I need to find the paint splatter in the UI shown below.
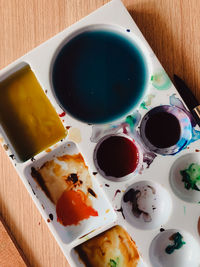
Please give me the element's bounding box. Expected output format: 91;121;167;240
49;214;53;221
113;189;121;200
59;111;66;117
68;128;82;143
93;172;98;175
160;228;165;232
180;163;200;191
47;218;51;223
140;102;148;110
195;149;200;152
45;148;52;153
151;71;171;90
165;232;186;254
9;154;15;160
105;184;110;187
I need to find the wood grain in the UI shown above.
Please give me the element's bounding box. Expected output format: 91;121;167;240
0;216;27;267
0;1;200;266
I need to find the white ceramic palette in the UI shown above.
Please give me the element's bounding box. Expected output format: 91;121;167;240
0;0;200;266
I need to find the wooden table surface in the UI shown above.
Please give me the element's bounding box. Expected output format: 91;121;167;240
0;0;200;266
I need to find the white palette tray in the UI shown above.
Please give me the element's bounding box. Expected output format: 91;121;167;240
0;1;200;266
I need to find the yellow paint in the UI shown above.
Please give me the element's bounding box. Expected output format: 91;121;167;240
68;128;82;143
0;137;3;143
0;65;66;161
105;209;110;214
45;148;52;153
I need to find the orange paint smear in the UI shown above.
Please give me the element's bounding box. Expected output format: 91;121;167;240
56;190;98;226
57;153;87;168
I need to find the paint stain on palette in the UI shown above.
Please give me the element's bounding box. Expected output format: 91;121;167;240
31;153;98;226
122;181;172;230
75;225;140;267
170;153;200;203
149;229;200;267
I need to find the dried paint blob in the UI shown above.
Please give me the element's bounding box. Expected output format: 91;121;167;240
165;232;186;254
180;163;200;191
149;229;200;267
140;105;192;155
52;28;148;124
170;153;200;203
94;135;141;180
122;181;172;229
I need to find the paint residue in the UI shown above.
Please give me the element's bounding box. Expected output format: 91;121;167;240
75;225;139;267
123;188;152;222
56;190;98;226
68;128;82;143
180;163;200;191
3;144;8;151
140;94;155;110
151;71;171;90
31;152;98;226
165;232;186;254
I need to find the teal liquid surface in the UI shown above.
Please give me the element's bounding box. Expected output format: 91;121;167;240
52;30;148;124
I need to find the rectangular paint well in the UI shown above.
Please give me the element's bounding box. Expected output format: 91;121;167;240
0;65;66;161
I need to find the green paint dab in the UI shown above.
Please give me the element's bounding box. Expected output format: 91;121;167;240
125;115;135;131
180;163;200;191
165;232;186;254
109;257;120;267
140;102;147;110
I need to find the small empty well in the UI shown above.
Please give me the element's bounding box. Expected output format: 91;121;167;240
0;64;66;162
72;225;142;267
149;229;200;267
170;153;200;203
24;142;116;243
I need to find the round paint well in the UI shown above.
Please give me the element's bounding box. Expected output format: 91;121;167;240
51;25;150;124
93;134;142;181
149;229;200;267
122;181;172;230
140;105;192;155
170;153;200;203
